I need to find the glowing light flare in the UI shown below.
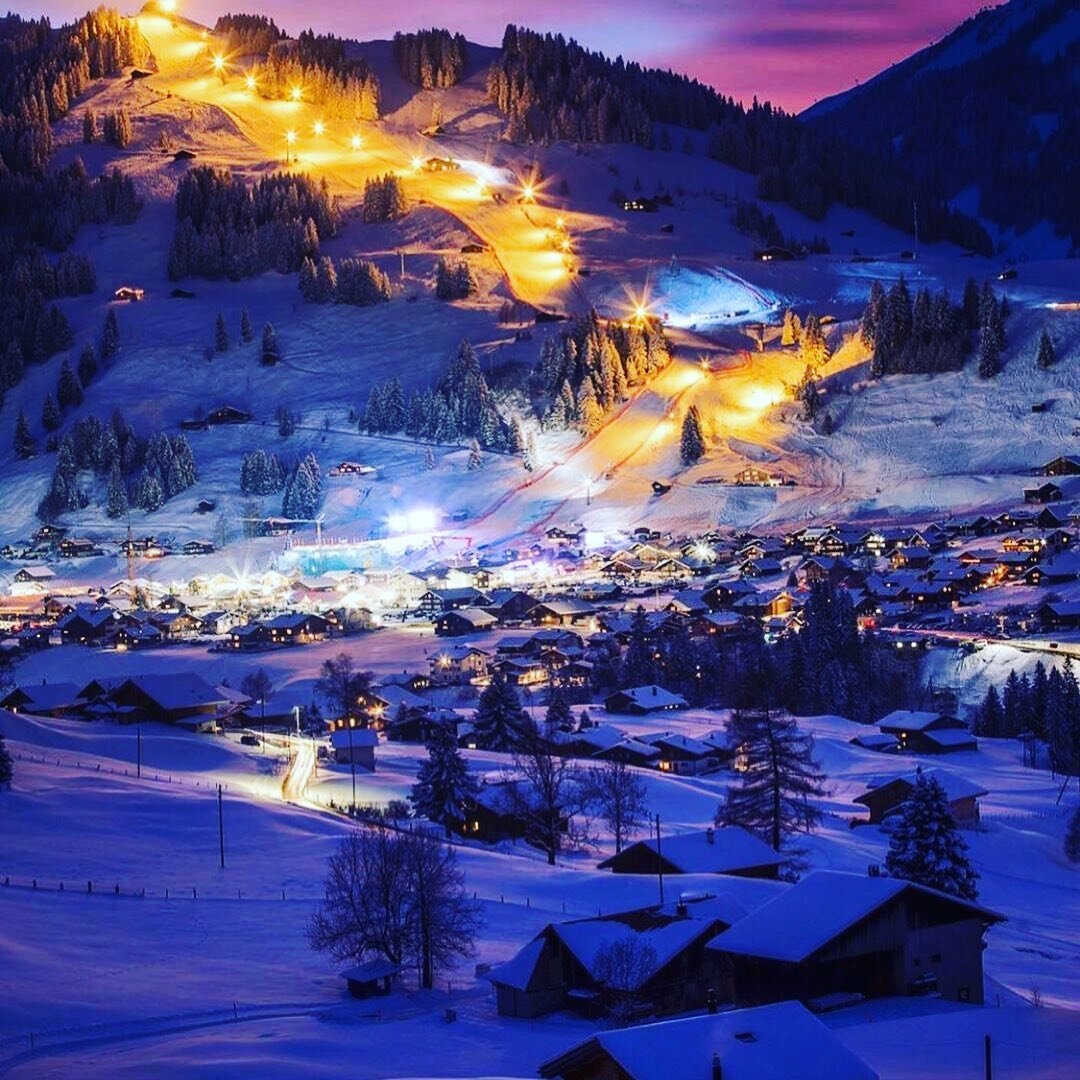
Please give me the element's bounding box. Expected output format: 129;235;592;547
410;155;423;172
284;129;297;145
555;216;566;230
313;120;325;137
290;85;303;102
387;507;440;534
741;385;784;411
245;73;256;91
350;133;362;150
158;0;176;12
211;53;225;72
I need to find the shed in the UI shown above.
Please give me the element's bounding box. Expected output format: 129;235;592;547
598;827;783;879
854;769;987;825
330;725;378;770
340;958;400;998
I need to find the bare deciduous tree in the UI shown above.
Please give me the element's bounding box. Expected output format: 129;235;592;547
307;828;481;989
587;759;649;854
315;653;372;720
504;728;590;866
593;935;658;1026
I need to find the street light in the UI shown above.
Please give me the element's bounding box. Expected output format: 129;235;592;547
284;128;296;164
350;133;362;150
245;73;256;91
290;85;302;102
211;53;225;74
313;119;325;137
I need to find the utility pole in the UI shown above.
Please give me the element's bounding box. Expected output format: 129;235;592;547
913;199;919;262
136;724;142;779
984;1034;992;1080
217;784;226;870
655;813;664;905
348;720;357;812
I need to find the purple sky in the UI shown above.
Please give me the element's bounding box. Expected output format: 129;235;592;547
24;1;990;112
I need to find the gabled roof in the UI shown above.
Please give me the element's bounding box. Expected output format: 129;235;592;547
608;685;688;709
1;682;81;711
539;1000;879;1080
598;827;783;875
113;672;229;712
854;769;987;806
877;709;957;732
707;871;1002;963
486;936;546;992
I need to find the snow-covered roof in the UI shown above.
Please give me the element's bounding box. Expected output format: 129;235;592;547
554;917;708;988
117;673;229;712
1;682;81;710
486;936;546;992
855;768;987;806
707;871;1001;963
877;710;954;732
539;1000;879;1080
599;827;783;875
340;958;400;982
608;685;688;710
923;728;979;748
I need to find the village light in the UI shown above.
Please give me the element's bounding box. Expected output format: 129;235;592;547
245;73;256;91
521;182;536;203
211;53;225;72
411;155;423;171
350;133;362;150
159;0;176;12
290;85;302;102
313;120;325;137
555;216;566;230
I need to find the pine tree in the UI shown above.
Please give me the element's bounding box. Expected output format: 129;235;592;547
410;722;479;836
523;430;537;472
885;771;979;899
77;343;98;388
423;446;436;471
680;404;705;464
215;313;229;352
620;606;659;687
42;392;61;432
1036;330;1056;370
472;670;530;751
717;709;827;854
0;731;12;790
2;340;24;389
239;307;253;343
101;309;119;359
780;309;796;347
978;315;1001;379
467;438;483;471
974;684;1004;738
262;322;280;365
82;108;96;143
545;689;573;734
56;360;83;410
105;463;128;518
14;409;35;458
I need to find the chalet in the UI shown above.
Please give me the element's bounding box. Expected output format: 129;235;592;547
199;610;236;636
146;610;201;639
328;461;377;477
488;882;782;1021
263;612;330;645
378;670;431;694
545;525;586;547
113;285;144;301
194;499;217;514
604;685;688;715
1039;455;1080;477
484;589;540;624
182;540;215;556
756;245;794;261
33;524;67;546
461;778;570;847
57;536;101;559
0;682;82;717
530;600;597;627
56;604;123;644
340;959;399;999
642;732;723;775
550;724;626;759
734;466;784;487
889;546;933;571
104;673;233;727
1024;481;1063;504
740;557;784;578
877;710;977;754
434;607;498;636
429;645;489;684
538;1001;878;1080
849;732;900;753
114;622;164;650
1038;600;1080;629
11;565;56;595
206;405;252;425
707;870;1003;1006
694;611;755;639
592;738;663;769
598;827;783;879
357;684;428;724
854;769;987;826
703;579;757;610
330;723;378;770
1024;553;1080;586
622;196;659;212
423;156;459;172
494;657;548;687
800;555;856;586
664;589;709;617
173;149;197;161
600;556;645;580
417;587;492;617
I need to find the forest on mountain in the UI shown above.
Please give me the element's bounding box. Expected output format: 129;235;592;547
487;25;991;252
807;0;1079;248
394;28;467;89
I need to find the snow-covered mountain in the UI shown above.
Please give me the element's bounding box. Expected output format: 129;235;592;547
804;0;1080;256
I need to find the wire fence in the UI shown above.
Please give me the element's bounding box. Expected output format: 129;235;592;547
10;750;234;793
